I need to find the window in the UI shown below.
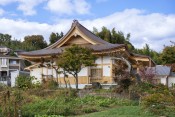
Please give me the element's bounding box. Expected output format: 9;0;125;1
91;68;102;79
10;60;17;64
1;58;7;66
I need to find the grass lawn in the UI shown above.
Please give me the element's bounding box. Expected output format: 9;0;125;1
77;106;157;117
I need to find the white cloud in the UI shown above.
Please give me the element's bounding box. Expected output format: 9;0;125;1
0;0;16;6
0;8;4;15
0;9;174;52
46;0;90;15
0;18;72;41
73;0;90;14
17;0;45;16
0;0;45;16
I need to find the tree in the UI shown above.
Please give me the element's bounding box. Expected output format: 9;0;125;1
0;33;12;46
139;66;156;84
49;32;64;45
159;45;175;64
57;45;96;90
113;57;132;91
22;35;47;51
93;27;134;50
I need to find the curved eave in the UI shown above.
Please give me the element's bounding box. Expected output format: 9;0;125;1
92;45;126;55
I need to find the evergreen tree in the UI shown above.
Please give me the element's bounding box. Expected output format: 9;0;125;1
49;32;64;45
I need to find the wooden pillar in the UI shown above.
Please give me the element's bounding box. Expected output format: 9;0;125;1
41;66;43;80
101;56;103;79
136;61;139;73
149;58;152;67
87;66;90;84
110;58;113;83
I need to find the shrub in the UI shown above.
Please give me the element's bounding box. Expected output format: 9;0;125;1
142;86;175;116
16;75;35;90
42;79;58;89
0;83;7;91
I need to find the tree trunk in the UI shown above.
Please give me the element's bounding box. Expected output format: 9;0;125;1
75;73;78;90
63;70;67;88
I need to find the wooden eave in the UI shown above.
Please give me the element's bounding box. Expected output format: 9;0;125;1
92;46;126;55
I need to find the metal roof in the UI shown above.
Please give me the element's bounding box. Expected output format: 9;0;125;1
155;65;171;76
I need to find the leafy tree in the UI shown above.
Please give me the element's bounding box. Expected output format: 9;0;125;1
159;45;175;64
49;32;64;45
113;58;132;91
139;66;156;84
0;33;12;46
57;45;96;90
22;35;47;51
93;27;134;50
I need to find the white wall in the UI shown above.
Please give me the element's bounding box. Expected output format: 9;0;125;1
30;68;42;83
168;77;175;87
160;77;167;85
95;56;111;64
58;67;88;78
78;67;88;76
11;71;18;87
95;57;102;64
103;56;111;64
103;65;110;76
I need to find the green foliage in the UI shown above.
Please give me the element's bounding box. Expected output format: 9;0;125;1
130;82;175;116
42;80;58;89
142;92;175;116
16;75;35;90
0;83;7;91
57;45;96;90
0;33;48;52
159;45;175;64
23;35;47;51
49;32;64;45
93;27;134;50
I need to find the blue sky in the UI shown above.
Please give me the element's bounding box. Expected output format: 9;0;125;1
0;0;175;51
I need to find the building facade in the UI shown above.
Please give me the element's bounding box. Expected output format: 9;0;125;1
18;20;155;88
0;46;25;85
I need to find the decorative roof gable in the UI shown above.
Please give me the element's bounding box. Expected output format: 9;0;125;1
46;20;110;49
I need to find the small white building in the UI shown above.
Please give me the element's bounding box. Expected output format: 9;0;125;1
154;65;175;87
0;46;26;86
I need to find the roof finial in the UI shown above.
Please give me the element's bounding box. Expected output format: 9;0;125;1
72;19;79;27
73;19;78;23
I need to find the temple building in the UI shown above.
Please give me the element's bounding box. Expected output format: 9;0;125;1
18;20;155;88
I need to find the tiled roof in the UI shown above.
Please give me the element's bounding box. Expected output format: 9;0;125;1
77;21;110;45
18;48;62;56
18;44;125;56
